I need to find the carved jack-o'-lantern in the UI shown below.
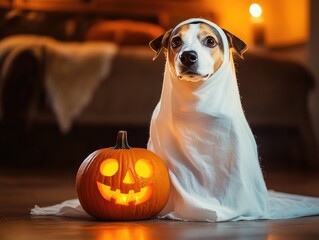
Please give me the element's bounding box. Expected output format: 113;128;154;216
76;131;170;220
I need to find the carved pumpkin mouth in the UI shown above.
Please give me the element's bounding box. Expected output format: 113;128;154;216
97;182;153;206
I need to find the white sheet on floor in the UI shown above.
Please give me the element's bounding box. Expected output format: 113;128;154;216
31;199;92;219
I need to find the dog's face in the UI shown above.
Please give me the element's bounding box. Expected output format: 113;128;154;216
168;23;224;82
150;20;248;83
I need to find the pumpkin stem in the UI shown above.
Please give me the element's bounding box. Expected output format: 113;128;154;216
114;130;132;149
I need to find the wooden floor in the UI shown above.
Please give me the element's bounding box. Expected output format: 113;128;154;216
1;168;319;240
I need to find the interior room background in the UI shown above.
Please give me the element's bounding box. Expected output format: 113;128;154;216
0;0;318;171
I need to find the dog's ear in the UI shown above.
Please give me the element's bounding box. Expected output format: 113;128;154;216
222;29;248;59
149;29;172;60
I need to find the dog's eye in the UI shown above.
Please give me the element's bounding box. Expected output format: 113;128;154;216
204;37;217;48
171;37;182;48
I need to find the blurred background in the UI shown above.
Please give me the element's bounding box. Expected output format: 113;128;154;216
0;0;318;172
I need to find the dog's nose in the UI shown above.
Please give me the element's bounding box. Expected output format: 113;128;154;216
180;51;198;67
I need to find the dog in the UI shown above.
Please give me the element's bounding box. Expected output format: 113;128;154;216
147;18;319;222
147;18;268;222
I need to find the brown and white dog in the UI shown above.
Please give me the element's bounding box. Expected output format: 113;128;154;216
147;19;269;222
147;18;319;222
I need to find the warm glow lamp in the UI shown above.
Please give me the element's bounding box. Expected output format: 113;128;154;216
249;3;262;18
249;3;265;46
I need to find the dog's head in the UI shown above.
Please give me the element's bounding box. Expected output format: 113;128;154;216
150;20;247;82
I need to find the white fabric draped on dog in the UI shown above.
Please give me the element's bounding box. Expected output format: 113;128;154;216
147;18;319;222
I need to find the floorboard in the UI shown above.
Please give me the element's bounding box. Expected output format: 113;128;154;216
1;168;319;240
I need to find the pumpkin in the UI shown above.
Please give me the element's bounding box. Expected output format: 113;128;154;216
76;130;170;220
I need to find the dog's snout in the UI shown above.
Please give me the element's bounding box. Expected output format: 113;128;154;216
180;51;198;67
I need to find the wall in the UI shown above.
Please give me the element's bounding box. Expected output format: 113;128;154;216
261;0;309;47
205;0;309;47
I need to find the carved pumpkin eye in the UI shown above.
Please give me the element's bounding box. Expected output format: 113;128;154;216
100;158;119;176
135;159;154;178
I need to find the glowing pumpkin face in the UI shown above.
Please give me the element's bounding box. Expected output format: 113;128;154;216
97;158;154;206
76;131;170;221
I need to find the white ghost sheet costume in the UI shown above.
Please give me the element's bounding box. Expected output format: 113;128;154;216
147;18;319;222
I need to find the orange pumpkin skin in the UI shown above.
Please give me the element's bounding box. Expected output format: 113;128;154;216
76;131;170;220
